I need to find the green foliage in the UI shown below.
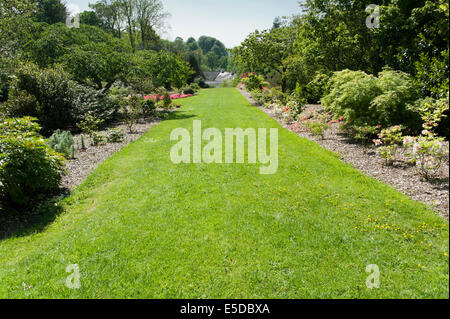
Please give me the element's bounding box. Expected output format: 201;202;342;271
234;24;296;91
34;0;68;25
304;121;330;139
121;95;142;132
0;73;10;102
48;130;74;158
403;135;449;181
62;41;130;92
323;70;420;129
348;125;382;144
182;86;195;94
77;114;105;147
77;114;104;136
106;128;125;143
79;134;86;150
189;82;200;93
411;96;449;138
90;131;106;146
373;125;405;165
241;74;268;92
142;99;157;118
155;87;172;109
302;72;331;104
128;50;193;90
5;63;117;134
414;50;449;99
0;117;65;207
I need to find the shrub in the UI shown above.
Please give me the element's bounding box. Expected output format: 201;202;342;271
347;125;382;144
121;95;142;132
322;70;381;125
0;117;65;207
182;87;195;95
142;99;157;118
189;82;200;93
79;134;86;150
90;132;106;146
295;72;331;104
48;130;75;158
77;115;104;136
106;128;125;143
304;121;330;139
322;69;420;130
5;63;118;134
403;135;449;180
372;125;404;165
161;92;172;109
370;70;420;128
241;74;268;91
410;96;449;138
0;72;10;102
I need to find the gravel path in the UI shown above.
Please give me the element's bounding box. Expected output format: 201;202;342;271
239;89;449;219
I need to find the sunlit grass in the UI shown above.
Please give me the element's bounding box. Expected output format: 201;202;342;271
0;88;448;298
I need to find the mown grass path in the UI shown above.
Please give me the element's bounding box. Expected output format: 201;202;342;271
0;88;448;298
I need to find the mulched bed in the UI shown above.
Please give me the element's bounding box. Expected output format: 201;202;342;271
62;117;161;189
239;89;449;219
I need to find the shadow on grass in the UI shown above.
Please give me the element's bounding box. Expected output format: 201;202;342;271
162;110;196;121
0;189;69;240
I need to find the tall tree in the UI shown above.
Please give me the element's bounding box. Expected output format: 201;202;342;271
89;0;123;38
236;24;296;92
135;0;168;49
35;0;67;24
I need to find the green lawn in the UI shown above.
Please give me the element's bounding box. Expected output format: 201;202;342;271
0;88;448;298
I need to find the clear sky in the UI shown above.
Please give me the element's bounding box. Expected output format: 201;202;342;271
66;0;303;48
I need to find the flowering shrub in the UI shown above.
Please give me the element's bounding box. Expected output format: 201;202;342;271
144;93;193;101
372;125;404;165
279;97;302;123
403;135;449;180
411;95;449;138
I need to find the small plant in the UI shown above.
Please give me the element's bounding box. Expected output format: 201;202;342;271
304;121;330;139
403;134;449;181
189;82;200;93
106;128;125;143
77;115;105;147
80;134;86;150
372;125;404;165
142;99;157;118
77;115;104;136
48;130;75;158
172;102;182;109
90;132;106;146
162;92;172;109
121;95;142;133
347;124;382;144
